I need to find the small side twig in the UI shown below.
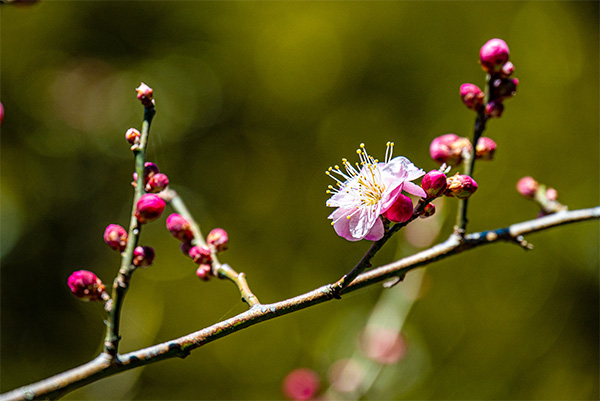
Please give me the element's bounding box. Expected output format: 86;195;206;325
162;188;261;307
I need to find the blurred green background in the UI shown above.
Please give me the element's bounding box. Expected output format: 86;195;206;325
1;1;598;400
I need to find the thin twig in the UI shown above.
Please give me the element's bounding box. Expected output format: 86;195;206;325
103;106;155;358
162;188;261;307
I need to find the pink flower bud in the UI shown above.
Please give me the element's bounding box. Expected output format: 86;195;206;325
103;224;128;252
133;246;155;267
0;102;4;125
429;134;473;166
282;368;320;401
500;61;515;77
459;83;484;111
132;162;160;188
420;202;436;218
516;176;538;198
383;194;414;223
546;187;558;201
145;173;169;193
421;170;447;198
135;194;166;224
125;128;140;145
479;38;510;73
188;245;212;264
67;270;106;302
196;264;212;281
445;174;478;199
475;137;497;160
167;213;194;243
136;82;154;108
485;100;504;118
207;228;229;252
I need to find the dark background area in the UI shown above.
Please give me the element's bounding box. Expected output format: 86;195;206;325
1;2;598;399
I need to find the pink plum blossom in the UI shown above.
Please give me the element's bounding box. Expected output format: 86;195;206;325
326;142;426;241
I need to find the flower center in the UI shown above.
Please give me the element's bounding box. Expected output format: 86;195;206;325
326;142;395;212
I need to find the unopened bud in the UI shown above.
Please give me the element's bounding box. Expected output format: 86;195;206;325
132;162;160;188
516;176;538;198
103;224;128;252
207;228;229;252
135;194;166;224
421;170;447;198
429;134;473;166
500;61;515;77
420;202;436;218
145;173;169;193
196;264;212;281
459;83;484;111
136;82;154;108
188;245;212;265
167;214;194;243
383;194;414;223
125;128;140;146
133;246;155;267
282;368;320;401
445;174;478;199
67;270;106;302
545;187;558;201
475;137;497;160
0;102;4;125
485;101;504;118
479;38;510;73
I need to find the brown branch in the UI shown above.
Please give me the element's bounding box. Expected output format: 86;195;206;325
1;206;598;401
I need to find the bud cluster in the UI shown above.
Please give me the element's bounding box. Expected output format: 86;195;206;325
516;176;567;216
166;213;229;281
430;134;497;166
459;38;519;119
132;162;169;194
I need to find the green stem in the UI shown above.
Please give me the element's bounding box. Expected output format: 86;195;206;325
455;75;491;235
103;106;155;358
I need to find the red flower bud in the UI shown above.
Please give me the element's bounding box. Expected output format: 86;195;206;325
145;173;169;193
516;176;539;198
383;194;414;223
132;162;160;188
135;194;166;224
125;128;140;146
460;83;484;111
420;202;436;218
188;245;212;265
0;102;4;125
136;82;154;108
445;174;478;199
133;246;155;267
67;270;106;302
479;38;510;73
475;137;497;160
196;264;212;281
421;170;447;198
207;228;229;252
103;224;128;252
167;213;194;243
485;101;504;118
429;134;473;166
